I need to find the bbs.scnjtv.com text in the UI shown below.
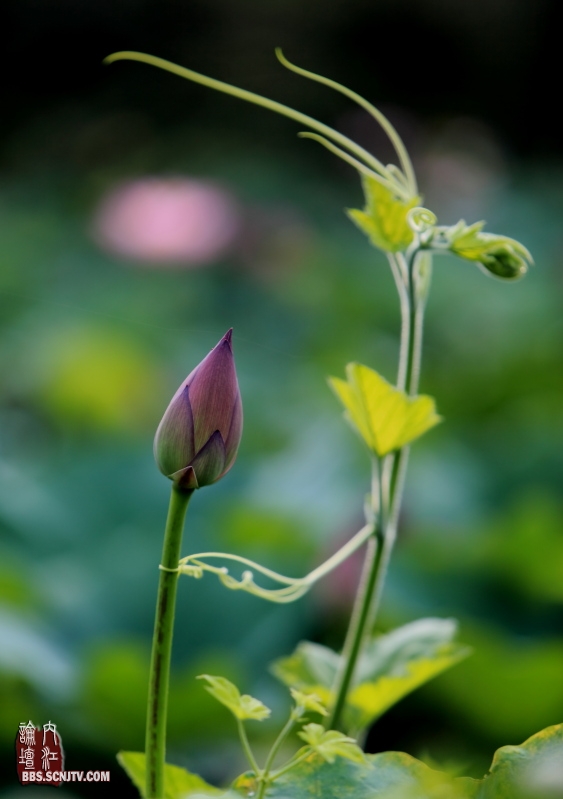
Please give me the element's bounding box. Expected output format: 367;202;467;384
20;770;110;783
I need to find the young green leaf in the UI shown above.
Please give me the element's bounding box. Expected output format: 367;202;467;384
290;688;329;716
197;674;271;721
117;751;222;798
329;363;441;456
347;175;421;253
297;723;366;765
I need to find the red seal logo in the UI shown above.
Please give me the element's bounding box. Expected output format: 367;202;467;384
16;721;64;786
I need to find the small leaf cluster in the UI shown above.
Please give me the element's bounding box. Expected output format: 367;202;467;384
195;673;365;796
349;175;532;281
296;724;365;765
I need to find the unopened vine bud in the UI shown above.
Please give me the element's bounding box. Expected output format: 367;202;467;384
154;330;242;489
431;220;532;280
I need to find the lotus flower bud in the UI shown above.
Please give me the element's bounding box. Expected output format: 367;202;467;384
154;330;243;489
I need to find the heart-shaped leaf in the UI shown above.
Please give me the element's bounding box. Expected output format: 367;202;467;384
329;364;441;456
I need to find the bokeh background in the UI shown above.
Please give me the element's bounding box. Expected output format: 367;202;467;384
1;0;563;794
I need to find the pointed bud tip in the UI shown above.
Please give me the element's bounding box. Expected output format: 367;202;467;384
217;328;233;351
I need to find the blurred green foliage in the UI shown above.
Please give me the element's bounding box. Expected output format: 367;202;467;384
1;38;563;797
119;724;563;798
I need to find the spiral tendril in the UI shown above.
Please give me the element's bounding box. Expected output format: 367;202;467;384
407;207;437;233
177;523;374;604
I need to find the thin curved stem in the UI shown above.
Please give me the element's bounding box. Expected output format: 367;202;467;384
388;252;411;393
177;522;374;603
275;48;417;195
104;51;399;188
268;750;312;782
236;718;260;776
257;715;297;799
298;133;411;200
146;486;193;799
410;285;426;396
400;246;428;396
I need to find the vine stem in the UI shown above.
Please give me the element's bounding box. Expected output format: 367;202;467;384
268;750;313;782
146;485;193;799
325;525;383;730
236;719;261;776
256;715;297;799
326;248;426;732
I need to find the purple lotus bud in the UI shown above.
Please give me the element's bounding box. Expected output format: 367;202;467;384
154;330;243;489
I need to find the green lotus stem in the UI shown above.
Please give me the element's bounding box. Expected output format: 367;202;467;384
145;485;193;799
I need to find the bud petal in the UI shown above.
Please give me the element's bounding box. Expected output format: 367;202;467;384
154;330;243;488
154;387;195;476
188;430;226;487
224;393;243;470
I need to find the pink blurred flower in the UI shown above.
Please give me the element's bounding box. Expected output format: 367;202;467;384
93;178;240;265
316;524;365;612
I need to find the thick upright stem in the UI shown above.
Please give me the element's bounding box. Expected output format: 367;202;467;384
146;485;193;799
